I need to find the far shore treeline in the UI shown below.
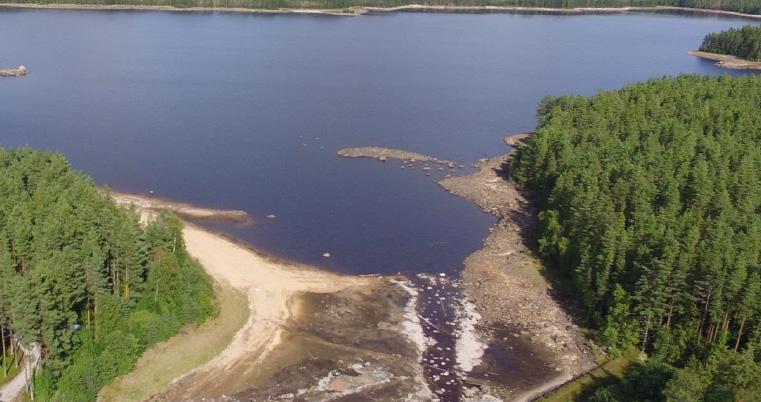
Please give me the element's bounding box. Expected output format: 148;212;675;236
700;24;761;61
0;148;215;401
4;0;761;15
512;75;761;400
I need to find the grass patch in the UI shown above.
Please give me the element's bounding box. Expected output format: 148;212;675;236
0;354;21;387
539;351;638;402
97;282;248;402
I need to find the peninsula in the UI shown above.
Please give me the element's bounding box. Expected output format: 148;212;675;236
692;24;761;70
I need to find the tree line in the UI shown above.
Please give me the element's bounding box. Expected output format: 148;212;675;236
511;75;761;401
0;147;215;401
700;24;761;62
3;0;761;16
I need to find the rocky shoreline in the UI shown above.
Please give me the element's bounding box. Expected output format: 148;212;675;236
337;136;595;400
437;139;594;401
689;50;761;70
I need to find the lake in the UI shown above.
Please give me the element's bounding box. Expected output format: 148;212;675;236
0;8;756;275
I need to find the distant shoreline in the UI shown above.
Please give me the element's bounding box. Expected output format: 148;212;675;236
3;3;761;19
689;50;761;70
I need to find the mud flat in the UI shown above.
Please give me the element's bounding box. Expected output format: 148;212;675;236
689;50;761;70
111;191;250;223
439;150;594;401
338;146;460;167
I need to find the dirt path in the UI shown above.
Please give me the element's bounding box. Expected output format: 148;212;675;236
0;369;26;402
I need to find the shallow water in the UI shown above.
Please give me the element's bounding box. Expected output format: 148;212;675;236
0;9;756;275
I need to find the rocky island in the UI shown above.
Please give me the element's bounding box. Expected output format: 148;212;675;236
0;65;27;76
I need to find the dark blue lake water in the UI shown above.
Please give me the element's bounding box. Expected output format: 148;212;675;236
0;9;756;275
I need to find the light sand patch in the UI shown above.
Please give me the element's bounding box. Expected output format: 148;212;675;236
110;191;250;223
149;223;367;398
689;50;761;70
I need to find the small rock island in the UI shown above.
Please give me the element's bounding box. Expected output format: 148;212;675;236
0;65;28;77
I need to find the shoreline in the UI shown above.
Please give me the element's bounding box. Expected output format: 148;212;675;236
108;193;433;400
689;50;761;70
110;190;250;223
3;3;761;19
438;137;594;401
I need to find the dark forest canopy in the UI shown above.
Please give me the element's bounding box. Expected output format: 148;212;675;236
700;24;761;61
4;0;761;15
512;75;761;401
0;148;214;401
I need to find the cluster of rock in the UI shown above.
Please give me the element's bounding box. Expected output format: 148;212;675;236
0;65;27;77
337;146;461;168
439;148;595;400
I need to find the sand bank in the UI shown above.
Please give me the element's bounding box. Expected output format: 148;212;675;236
689;50;761;70
110;191;249;223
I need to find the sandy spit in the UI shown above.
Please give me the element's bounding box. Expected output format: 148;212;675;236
111;191;250;223
689;50;761;71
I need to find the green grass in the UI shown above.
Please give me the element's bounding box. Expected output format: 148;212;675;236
539;351;639;402
98;282;248;402
0;354;22;387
